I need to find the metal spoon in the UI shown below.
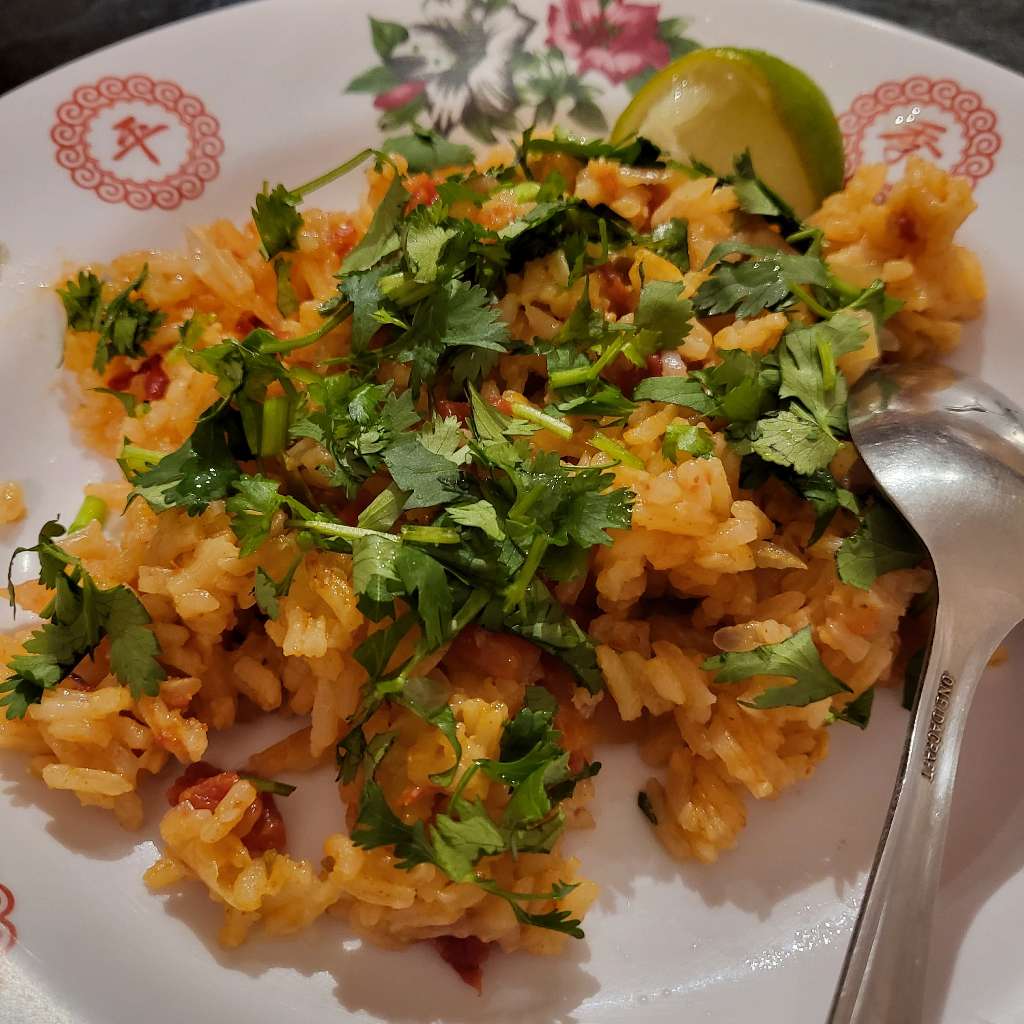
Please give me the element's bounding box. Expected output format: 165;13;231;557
828;363;1024;1023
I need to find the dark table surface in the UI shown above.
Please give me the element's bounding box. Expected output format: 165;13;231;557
1;0;1021;96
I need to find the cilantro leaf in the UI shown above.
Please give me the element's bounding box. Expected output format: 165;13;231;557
226;475;285;556
253;557;301;620
253;183;303;260
791;469;859;544
702;625;850;709
729;151;801;233
384;280;510;391
82;266;165;373
341;174;407;274
835;687;874;729
633;375;718;414
381;127;474;173
353;612;417;679
662;422;714;462
483;581;604;694
123;404;244;514
631;280;693;355
290;376;418;496
2;522;164;717
396;675;462;786
750;407;841;476
57;271;104;331
447;500;505;541
93;387;149;418
393;546;453;648
339;267;388;352
105;586;166;699
836;502;925;590
522;129;664;166
694;251;827;320
383;419;467;509
645;218;690;272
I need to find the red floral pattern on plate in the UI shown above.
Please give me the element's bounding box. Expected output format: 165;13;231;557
0;884;16;953
51;74;223;210
345;0;698;141
839;76;1001;186
547;0;670;85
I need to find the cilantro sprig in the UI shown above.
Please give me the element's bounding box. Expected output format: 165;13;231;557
59;266;165;373
702;626;850;710
2;522;165;719
351;686;598;938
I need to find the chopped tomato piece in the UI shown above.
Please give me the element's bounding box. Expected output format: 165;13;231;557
141;354;169;399
405;174;439;212
597;262;636;317
331;221;358;258
436;398;470;423
166;761;220;805
241;793;287;855
434;936;491;992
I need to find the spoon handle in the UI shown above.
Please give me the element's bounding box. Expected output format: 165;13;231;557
828;606;993;1024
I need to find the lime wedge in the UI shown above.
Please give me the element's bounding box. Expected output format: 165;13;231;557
612;47;844;218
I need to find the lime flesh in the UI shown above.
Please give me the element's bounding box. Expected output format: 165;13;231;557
613;48;845;219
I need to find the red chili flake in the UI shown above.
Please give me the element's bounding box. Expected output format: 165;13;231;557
434;936;492;993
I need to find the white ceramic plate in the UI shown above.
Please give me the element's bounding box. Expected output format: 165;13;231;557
1;2;1023;1021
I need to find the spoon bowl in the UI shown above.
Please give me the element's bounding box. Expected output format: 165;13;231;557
830;362;1024;1023
849;363;1024;640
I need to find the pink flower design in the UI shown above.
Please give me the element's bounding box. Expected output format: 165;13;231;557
547;0;670;85
374;80;427;111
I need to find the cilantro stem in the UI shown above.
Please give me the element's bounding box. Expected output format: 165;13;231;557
259;302;353;355
549;336;625;389
476;879;579;903
288;519;460;549
259;395;291;456
450;588;490;634
68;496;108;534
292;148;374;199
503;533;549;611
288;518;383;543
789;282;833;320
117;443;162;476
400;525;461;545
509;402;573;440
816;334;837;391
589;432;645;470
239;772;296;796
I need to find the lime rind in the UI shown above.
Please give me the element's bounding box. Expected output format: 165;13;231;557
612;47;845;212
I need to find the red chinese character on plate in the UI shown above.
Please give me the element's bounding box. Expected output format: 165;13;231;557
879;106;947;163
838;76;1001;187
51;75;223;211
111;115;168;164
